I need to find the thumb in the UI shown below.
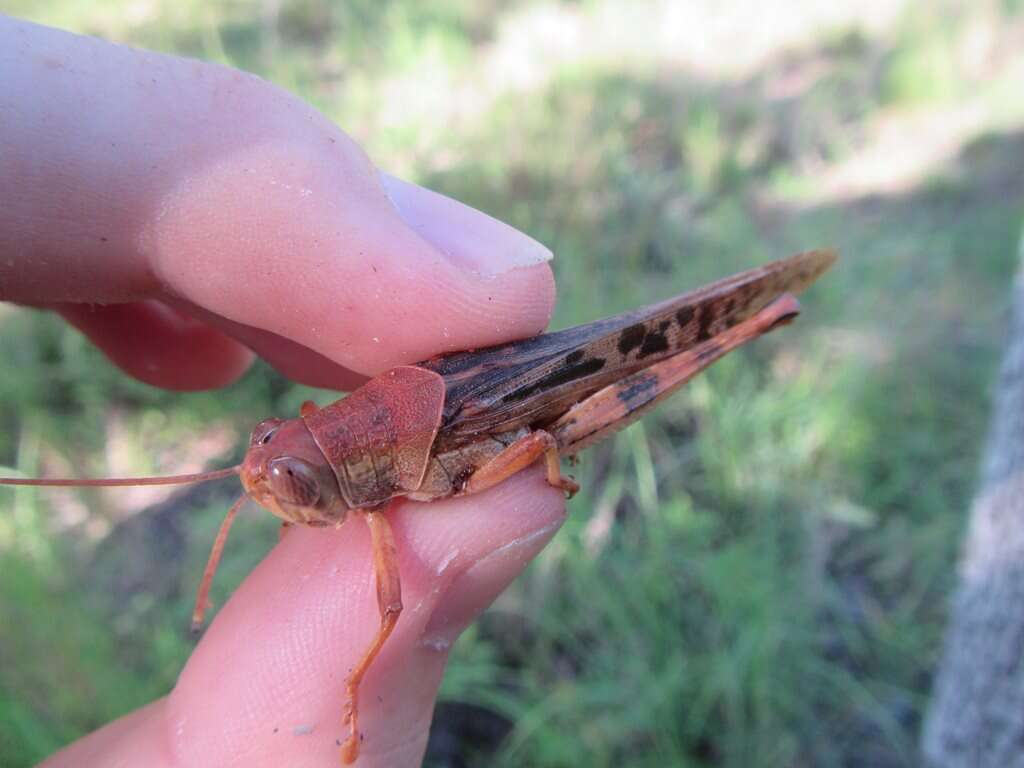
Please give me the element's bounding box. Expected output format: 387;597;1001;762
2;17;555;388
135;58;557;378
166;469;565;767
149;152;557;378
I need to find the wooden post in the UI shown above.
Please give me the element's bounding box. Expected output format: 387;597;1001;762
922;243;1024;766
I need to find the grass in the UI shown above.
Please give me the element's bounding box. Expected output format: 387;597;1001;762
2;1;1024;766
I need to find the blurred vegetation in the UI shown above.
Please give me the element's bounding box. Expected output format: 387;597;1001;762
2;1;1023;766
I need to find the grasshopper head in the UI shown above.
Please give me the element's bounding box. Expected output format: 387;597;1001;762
240;417;348;526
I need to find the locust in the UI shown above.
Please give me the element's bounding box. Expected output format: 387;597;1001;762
0;248;836;763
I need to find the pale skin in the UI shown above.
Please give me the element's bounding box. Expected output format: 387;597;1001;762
1;15;566;767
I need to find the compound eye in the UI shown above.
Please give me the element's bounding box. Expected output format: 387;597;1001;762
251;418;285;447
267;457;322;507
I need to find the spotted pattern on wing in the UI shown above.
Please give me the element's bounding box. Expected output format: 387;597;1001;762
418;249;837;449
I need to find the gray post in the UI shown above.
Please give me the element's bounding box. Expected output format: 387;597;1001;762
922;238;1024;766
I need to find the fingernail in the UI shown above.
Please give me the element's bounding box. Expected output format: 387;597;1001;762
420;519;563;651
381;172;553;277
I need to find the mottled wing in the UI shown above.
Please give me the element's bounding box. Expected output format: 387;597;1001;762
420;249;836;448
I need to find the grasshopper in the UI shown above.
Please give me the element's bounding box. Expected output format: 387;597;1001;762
1;248;836;762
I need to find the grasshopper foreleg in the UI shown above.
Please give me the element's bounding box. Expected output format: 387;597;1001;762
190;493;247;632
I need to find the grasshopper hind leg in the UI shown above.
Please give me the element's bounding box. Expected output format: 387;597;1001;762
552;294;802;455
461;296;802;504
464;430;579;498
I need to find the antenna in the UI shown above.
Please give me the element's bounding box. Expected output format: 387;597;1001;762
0;465;242;487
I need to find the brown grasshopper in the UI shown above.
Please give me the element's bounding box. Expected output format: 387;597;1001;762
0;249;836;763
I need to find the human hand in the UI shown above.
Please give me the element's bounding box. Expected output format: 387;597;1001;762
1;15;566;767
